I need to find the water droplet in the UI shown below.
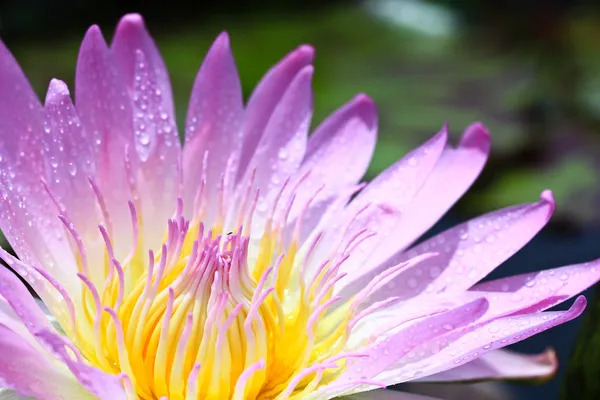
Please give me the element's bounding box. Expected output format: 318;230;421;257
525;279;535;288
559;274;568;281
68;162;77;176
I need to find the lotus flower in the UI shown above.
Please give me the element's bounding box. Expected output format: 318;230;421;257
0;13;597;400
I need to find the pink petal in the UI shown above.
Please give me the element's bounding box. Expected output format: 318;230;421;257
336;298;488;386
34;329;128;400
418;348;557;383
111;13;174;113
0;295;47;355
0;324;91;400
333;127;448;288
382;296;586;385
0;40;44;177
0;43;74;281
183;32;244;221
0;266;125;400
130;49;180;248
75;25;135;258
289;94;377;239
340;191;554;305
0;267;107;398
43;80;104;283
472;257;600;319
304;94;377;172
384;122;490;253
240;65;313;231
0;179;75;290
111;14;180;248
236;45;314;182
76;25;134;167
0;263;55;334
44;79;96;207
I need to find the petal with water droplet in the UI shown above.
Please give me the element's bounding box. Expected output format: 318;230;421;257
418;348;558;383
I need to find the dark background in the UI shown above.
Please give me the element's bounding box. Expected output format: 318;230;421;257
2;0;600;398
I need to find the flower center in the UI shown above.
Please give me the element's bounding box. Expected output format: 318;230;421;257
46;187;376;400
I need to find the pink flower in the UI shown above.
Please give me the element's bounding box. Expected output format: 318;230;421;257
0;13;596;400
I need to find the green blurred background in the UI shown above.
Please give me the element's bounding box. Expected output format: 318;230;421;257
2;0;600;399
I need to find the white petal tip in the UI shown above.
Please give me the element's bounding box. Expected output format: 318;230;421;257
45;79;70;104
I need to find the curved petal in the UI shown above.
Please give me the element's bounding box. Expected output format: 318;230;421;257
0;294;50;356
43;79;103;286
0;43;75;291
34;329;128;400
0;40;44;178
333;127;448;288
418;348;557;383
339;191;555;305
472;257;600;319
385;122;490;253
289;94;377;239
111;14;180;249
379;296;586;385
236;45;314;182
183;32;243;223
129;49;179;249
0;269;88;398
327;298;488;398
43;79;97;222
239;65;313;234
75;24;135;259
0;266;54;334
111;13;174;112
0;324;92;400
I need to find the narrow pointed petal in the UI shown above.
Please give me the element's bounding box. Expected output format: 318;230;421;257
379;296;586;385
0;40;44;173
334;127;448;287
44;79;96;209
75;25;135;258
336;298;488;388
0;44;74;284
0;264;56;334
385;123;490;252
76;26;134;168
183;32;244;221
111;14;180;248
418;348;557;383
236;45;315;181
341;191;555;305
130;49;180;249
43;80;105;284
289;94;377;237
241;65;313;231
472;257;600;318
303;94;377;180
111;13;174;112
